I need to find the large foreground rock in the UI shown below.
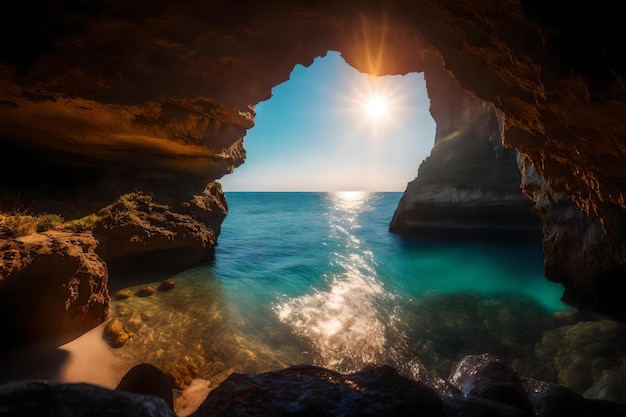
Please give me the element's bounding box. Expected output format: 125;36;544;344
4;357;626;416
191;364;444;417
0;380;175;417
0;231;109;349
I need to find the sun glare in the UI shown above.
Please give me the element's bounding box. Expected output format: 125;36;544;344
366;96;388;119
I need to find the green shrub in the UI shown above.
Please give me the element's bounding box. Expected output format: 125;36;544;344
35;214;64;233
66;214;101;232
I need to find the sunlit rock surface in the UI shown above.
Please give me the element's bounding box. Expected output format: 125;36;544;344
93;188;225;274
0;231;109;349
0;186;226;349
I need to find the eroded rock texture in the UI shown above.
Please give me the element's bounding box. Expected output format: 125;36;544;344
93;185;226;274
0;231;109;348
0;1;624;317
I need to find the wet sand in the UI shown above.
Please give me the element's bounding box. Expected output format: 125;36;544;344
0;323;216;417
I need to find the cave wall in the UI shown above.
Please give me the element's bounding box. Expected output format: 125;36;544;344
0;1;625;316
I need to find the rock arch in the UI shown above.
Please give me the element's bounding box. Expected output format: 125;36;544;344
0;1;624;319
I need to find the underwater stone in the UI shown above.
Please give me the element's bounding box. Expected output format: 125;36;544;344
136;286;156;298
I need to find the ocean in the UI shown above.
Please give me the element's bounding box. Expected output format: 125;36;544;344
94;192;626;401
102;192;625;402
6;192;626;408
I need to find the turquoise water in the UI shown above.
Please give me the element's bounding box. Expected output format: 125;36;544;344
107;192;626;399
214;192;566;313
206;192;569;374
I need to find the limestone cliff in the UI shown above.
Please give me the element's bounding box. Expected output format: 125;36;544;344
390;62;541;238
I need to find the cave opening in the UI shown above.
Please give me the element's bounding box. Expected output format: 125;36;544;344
218;51;436;192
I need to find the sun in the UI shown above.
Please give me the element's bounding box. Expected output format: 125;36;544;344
365;96;389;119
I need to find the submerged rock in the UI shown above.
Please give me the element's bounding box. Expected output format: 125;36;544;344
103;318;132;348
524;379;626;417
158;279;175;292
533;319;626;397
168;357;200;390
115;289;134;300
136;286;156;298
116;363;174;411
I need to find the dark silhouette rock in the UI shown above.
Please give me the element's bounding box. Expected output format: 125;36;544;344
524;379;626;417
444;395;530;417
116;363;174;411
450;353;535;415
0;380;176;417
191;364;444;417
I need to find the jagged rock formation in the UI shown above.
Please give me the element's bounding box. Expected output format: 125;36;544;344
389;62;541;239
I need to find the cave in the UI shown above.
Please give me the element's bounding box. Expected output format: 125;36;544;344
1;1;625;415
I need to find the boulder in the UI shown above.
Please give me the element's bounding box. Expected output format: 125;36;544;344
116;363;174;411
191;364;444;417
0;380;175;417
449;353;535;415
0;231;109;349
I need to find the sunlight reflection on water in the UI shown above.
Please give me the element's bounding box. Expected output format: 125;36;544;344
275;191;421;375
97;192;626;404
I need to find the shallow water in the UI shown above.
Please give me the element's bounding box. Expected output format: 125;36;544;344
99;192;626;403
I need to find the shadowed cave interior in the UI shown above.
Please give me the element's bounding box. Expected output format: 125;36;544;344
0;1;625;416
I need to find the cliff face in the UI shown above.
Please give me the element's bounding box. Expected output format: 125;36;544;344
389;61;541;238
519;157;625;317
0;1;625;320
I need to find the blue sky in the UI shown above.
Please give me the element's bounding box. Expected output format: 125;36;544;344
219;51;435;191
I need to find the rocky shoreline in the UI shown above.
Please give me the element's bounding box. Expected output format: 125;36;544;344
0;183;226;350
2;353;625;417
